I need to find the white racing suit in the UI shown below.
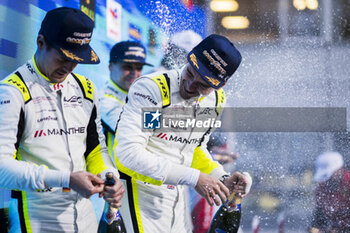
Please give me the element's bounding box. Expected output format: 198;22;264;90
100;79;128;159
91;79;127;221
0;58;119;233
114;68;228;233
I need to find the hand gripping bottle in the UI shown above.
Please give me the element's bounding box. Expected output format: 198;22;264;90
98;172;127;233
207;193;241;233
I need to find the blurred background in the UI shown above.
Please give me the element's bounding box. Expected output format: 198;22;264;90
1;0;350;232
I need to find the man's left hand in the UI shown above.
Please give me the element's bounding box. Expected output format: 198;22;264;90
99;175;125;208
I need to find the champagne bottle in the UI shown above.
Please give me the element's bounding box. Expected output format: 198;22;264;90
207;193;241;233
98;172;127;233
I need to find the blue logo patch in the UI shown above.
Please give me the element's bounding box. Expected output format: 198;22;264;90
143;110;161;129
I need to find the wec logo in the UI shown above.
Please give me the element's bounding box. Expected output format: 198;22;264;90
64;96;82;103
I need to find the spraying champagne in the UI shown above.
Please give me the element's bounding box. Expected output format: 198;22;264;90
207;192;241;233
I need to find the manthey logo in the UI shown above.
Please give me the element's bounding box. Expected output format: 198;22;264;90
156;133;201;145
157;132;168;140
34;130;47;137
34;127;85;138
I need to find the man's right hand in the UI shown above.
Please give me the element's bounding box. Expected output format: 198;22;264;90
195;172;230;206
99;174;125;208
69;171;105;198
223;171;252;197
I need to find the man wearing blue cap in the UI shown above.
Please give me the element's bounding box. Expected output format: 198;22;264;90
97;41;152;222
114;34;252;232
0;7;124;232
101;41;153;157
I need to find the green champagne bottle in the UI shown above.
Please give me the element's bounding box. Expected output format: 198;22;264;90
207;193;241;233
98;172;127;233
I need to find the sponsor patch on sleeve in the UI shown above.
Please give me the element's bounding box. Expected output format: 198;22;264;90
133;92;158;105
0;100;10;105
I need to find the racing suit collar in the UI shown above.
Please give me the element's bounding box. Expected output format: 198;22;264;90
32;55;68;85
31;57;67;92
109;79;128;94
178;65;206;104
32;55;51;82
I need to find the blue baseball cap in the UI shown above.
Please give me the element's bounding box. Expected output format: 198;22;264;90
109;41;153;66
39;7;100;64
187;34;242;89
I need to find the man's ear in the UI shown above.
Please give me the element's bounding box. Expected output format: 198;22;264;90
108;63;112;72
37;34;45;51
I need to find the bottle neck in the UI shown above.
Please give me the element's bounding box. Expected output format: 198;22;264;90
225;193;242;212
103;201;118;213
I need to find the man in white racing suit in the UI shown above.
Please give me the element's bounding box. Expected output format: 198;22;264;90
101;40;153;158
0;7;124;232
97;41;152;221
114;34;252;232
